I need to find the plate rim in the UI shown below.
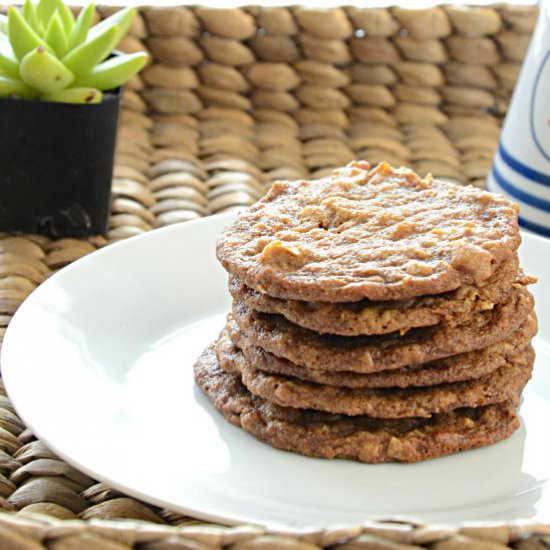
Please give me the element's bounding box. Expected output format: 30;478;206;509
1;213;267;528
1;215;548;529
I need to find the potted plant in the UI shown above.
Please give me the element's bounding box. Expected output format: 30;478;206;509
0;0;148;236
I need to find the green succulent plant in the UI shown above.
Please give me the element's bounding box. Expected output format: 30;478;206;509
0;0;148;104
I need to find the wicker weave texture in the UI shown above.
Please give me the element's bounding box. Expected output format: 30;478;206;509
0;3;547;548
112;3;539;243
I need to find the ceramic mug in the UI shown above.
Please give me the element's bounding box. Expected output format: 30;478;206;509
487;0;550;237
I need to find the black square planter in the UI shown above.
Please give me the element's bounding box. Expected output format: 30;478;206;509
0;91;121;237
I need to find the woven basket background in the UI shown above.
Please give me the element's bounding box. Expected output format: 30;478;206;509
0;4;549;548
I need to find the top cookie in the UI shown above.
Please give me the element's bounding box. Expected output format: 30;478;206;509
217;162;520;302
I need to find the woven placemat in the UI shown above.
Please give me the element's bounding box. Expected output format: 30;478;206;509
0;4;548;548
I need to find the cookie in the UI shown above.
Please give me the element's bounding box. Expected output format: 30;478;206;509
217;162;520;303
229;257;525;336
231;285;533;373
216;332;533;418
224;313;537;389
194;345;520;463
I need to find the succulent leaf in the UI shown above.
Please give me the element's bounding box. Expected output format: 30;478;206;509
53;0;75;34
62;24;118;76
88;7;135;47
3;2;144;104
42;86;102;103
75;51;147;90
20;46;74;93
45;11;68;57
0;14;8;35
8;7;52;60
67;4;95;50
22;0;43;36
36;0;57;27
0;36;20;78
0;74;36;98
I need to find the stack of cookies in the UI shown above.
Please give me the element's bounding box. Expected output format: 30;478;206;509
195;161;537;463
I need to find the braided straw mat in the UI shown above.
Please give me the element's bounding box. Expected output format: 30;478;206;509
0;3;548;548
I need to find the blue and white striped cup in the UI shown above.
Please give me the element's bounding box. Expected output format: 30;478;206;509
487;1;550;237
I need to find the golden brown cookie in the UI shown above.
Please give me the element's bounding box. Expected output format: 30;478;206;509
216;162;520;303
231;285;533;373
216;331;533;418
228;257;524;336
223;313;537;389
194;345;520;463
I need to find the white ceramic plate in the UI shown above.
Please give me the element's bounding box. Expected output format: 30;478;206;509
2;213;550;529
